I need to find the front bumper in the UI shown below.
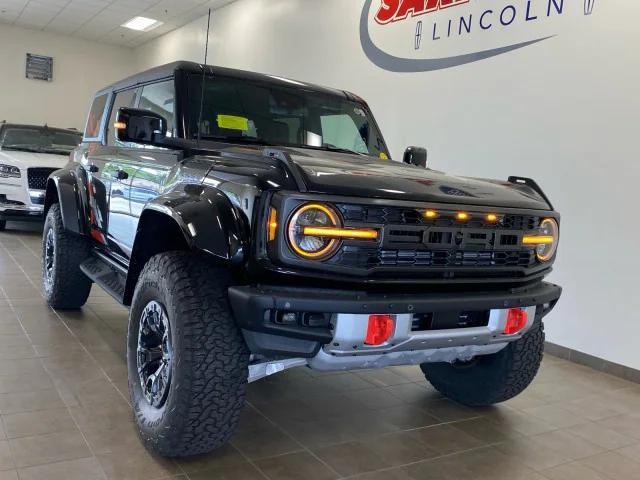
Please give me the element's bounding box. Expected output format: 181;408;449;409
1;181;45;222
229;281;562;358
0;204;44;222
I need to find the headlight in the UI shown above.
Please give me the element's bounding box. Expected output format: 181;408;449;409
287;203;342;259
0;164;21;178
523;218;559;262
284;202;380;260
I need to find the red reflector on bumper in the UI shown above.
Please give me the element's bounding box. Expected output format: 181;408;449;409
365;314;395;345
504;308;528;335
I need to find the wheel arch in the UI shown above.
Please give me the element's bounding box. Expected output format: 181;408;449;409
123;186;250;305
44;168;89;235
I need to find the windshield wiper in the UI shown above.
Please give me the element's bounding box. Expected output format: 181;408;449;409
1;146;46;153
40;148;71;155
323;144;367;156
299;144;367;157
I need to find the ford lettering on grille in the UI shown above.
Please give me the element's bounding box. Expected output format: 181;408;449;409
383;226;523;251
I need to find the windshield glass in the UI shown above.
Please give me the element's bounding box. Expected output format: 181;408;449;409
0;127;82;154
186;75;390;158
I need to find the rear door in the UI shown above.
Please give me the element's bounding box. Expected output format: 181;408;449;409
81;92;111;245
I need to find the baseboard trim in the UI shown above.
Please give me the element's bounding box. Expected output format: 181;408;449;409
545;342;640;384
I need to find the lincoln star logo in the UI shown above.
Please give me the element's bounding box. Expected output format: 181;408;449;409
361;0;596;72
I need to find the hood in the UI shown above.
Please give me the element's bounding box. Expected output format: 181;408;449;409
0;149;69;170
285;148;551;210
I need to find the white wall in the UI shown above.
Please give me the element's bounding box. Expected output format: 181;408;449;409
135;0;640;370
0;24;134;130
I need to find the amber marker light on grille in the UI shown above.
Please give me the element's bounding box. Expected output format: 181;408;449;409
456;212;470;221
301;226;379;240
424;209;437;219
522;235;555;245
113;121;127;130
268;207;278;242
486;213;498;222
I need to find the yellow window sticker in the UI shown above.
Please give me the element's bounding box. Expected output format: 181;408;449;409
379;152;389;160
217;114;249;131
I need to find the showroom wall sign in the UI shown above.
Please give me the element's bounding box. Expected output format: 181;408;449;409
360;0;596;72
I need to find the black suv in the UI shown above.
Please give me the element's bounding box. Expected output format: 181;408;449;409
42;61;561;458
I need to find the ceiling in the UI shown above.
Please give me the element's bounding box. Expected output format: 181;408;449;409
0;0;235;47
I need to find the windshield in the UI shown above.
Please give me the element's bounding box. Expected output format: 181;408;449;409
0;127;82;155
186;75;390;158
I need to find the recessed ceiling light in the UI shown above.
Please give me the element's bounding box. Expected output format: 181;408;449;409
121;16;163;32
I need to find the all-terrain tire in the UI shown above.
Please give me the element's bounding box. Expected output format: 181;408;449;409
127;251;250;457
421;318;545;406
42;203;92;309
0;220;6;231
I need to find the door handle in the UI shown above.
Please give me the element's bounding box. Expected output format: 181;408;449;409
114;169;129;180
87;164;99;173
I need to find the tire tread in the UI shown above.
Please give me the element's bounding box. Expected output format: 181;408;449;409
130;252;249;457
42;203;92;309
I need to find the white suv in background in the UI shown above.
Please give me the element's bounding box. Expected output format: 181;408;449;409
0;123;82;230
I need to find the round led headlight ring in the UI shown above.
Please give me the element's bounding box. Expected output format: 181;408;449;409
536;218;559;262
287;203;341;259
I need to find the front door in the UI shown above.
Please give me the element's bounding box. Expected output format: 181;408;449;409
100;87;142;259
108;79;179;258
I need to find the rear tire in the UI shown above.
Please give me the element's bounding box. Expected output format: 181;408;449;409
127;251;250;457
42;203;92;309
421;318;545;406
0;220;6;231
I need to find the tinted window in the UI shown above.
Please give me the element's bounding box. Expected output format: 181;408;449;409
139;81;175;137
320;114;369;154
85;94;108;139
0;127;81;154
107;88;139;146
186;75;390;158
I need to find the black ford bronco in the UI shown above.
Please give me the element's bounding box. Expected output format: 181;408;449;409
42;61;561;457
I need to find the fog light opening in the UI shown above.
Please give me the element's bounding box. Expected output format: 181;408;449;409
365;314;395;345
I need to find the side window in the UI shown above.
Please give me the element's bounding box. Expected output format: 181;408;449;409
106;88;139;146
320;114;368;154
139;81;175;137
84;94;108;140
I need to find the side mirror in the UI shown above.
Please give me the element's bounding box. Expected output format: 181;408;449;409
114;108;167;146
403;146;427;168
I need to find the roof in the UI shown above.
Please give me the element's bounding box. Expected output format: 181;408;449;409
96;61;348;99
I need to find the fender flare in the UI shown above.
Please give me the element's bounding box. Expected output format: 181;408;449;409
44;167;89;235
141;184;249;263
124;184;250;304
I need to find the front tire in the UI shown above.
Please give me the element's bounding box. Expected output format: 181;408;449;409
421;318;545;406
42;203;92;309
0;220;6;231
127;252;250;457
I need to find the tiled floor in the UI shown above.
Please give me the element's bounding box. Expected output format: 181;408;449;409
1;224;639;480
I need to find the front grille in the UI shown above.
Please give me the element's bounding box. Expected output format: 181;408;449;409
325;203;540;274
334;246;535;269
338;204;540;231
27;168;57;190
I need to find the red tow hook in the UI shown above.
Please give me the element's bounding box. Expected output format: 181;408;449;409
364;314;395;345
504;308;528;335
